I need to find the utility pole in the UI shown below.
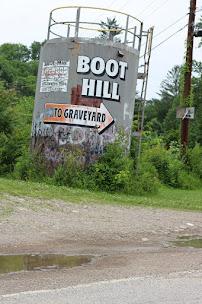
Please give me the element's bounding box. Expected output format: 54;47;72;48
181;0;197;150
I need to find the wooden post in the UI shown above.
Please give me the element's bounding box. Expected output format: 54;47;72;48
181;0;197;150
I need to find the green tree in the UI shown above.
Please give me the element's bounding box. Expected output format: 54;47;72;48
159;65;181;100
0;43;30;62
196;16;202;47
0;57;16;87
30;41;42;60
143;61;202;147
0;43;39;96
100;18;122;41
144;66;181;138
189;61;202;146
0;84;19;174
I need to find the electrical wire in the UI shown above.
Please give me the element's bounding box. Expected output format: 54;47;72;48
138;0;160;16
140;24;188;58
115;0;159;16
95;0;121;21
153;13;188;38
150;24;187;53
118;0;131;11
143;0;170;18
103;0;117;10
140;13;188;51
109;0;119;9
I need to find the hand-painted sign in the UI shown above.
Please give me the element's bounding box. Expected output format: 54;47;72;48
43;103;114;134
40;60;70;92
77;56;128;101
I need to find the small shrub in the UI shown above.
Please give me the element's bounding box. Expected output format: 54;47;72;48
132;162;159;194
141;144;201;189
142;145;183;187
89;139;159;195
52;150;86;188
0;132;20;175
14;149;47;181
188;144;202;179
89;140;133;193
178;170;201;190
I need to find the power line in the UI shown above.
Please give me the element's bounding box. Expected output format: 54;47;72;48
143;0;170;18
118;0;131;11
91;0;117;11
138;0;160;16
140;14;188;51
140;24;188;58
151;24;187;52
154;14;188;38
107;0;118;9
91;0;118;23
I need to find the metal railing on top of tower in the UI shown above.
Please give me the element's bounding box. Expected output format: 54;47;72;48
47;6;143;51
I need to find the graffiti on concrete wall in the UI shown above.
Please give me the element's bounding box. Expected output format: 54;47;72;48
31;119;117;164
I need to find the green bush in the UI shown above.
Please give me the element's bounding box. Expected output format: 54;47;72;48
141;144;201;189
178;170;201;190
89;139;159;194
188;144;202;179
132;161;159;194
52;150;87;188
89;140;133;193
14;149;47;181
12;139;159;195
142;145;182;187
14;137;201;194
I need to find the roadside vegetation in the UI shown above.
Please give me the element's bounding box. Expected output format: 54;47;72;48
0;38;202;211
0;177;202;211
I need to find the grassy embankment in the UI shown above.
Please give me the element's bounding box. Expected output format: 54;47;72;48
0;177;201;212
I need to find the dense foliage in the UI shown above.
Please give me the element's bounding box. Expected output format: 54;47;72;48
140;61;202;147
0;41;201;194
0;42;39;174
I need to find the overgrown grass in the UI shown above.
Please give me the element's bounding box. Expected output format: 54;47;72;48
0;177;201;212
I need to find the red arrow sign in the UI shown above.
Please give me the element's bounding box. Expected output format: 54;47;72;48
43;103;114;134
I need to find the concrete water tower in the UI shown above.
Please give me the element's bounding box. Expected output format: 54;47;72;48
32;6;153;167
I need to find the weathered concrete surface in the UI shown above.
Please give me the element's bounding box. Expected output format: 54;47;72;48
32;38;139;165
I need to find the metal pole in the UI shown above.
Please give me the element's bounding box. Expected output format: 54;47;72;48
132;26;137;48
181;0;196;150
138;22;143;52
67;24;70;37
47;12;52;40
124;15;129;44
75;7;81;37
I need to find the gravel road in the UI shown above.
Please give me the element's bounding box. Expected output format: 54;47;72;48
0;194;202;296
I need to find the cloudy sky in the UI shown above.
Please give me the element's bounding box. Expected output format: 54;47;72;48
1;0;202;98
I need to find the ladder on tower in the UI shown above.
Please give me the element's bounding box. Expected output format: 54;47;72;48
136;27;154;172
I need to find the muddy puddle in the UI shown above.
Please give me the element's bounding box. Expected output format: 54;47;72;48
172;236;202;249
0;254;92;274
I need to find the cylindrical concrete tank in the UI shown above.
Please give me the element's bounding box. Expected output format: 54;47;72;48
32;6;143;166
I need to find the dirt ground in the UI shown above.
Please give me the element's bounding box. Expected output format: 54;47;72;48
0;194;202;295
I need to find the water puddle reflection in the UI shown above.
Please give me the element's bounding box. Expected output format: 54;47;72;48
172;236;202;248
0;254;92;274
